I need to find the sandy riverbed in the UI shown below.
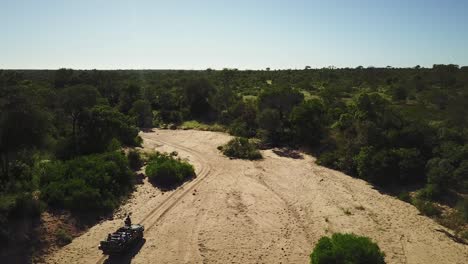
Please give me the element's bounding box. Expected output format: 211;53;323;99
45;129;468;264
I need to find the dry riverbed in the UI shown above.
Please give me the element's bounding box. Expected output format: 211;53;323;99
45;130;468;264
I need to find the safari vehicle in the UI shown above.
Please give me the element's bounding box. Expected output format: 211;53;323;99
99;223;144;255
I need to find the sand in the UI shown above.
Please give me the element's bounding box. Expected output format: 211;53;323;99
44;129;468;264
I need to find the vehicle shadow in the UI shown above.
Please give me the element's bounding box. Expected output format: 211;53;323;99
272;148;303;159
103;239;146;264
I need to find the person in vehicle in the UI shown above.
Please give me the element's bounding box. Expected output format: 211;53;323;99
125;214;132;226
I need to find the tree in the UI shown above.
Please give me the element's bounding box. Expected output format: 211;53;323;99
61;85;100;155
130;100;153;128
54;68;75;88
119;83;141;114
391;86;408;101
258;86;304;120
258;108;282;143
426;158;455;197
290;99;326;147
78;105;139;154
453;160;468;193
0;85;49;181
183;78;215;119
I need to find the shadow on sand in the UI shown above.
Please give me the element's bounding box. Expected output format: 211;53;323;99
272;148;304;159
103;239;146;264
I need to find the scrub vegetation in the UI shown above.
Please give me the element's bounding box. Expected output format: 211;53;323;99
1;65;468;260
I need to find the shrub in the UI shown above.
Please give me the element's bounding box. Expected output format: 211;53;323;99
0;192;44;219
128;150;143;171
457;197;468;222
228;119;256;138
397;191;411;203
355;147;425;186
145;152;195;189
56;228;72;245
40;152;134;213
290;99;326;147
310;233;385;264
417;184;442;200
317;151;340;169
219;137;262;160
10;192;44;218
413;199;441;217
78;105;140;154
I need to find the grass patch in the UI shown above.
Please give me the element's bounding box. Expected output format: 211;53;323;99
218;137;262;160
301;90;320;101
242;95;258;102
180;120;225;132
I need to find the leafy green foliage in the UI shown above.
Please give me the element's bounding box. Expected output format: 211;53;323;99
310;233;385;264
0;192;45;243
40;152;134;212
130;99;153;128
77;105;140;155
2;66;468;249
457;197;468;222
145;152;195;189
127;150;143;171
0;85;50;181
413;198;441;217
290;99;327;147
355;147;425;185
220;137;262;160
55;228;72;245
183;78;215;118
119;84;141;114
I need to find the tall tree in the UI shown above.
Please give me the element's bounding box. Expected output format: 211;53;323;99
61;85;99;154
0;85;49;181
130;100;153;128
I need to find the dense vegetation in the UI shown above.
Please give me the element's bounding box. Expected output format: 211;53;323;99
39;151;134;212
0;70;142;255
145;152;195;189
1;64;468;254
310;233;385;264
219;137;262;160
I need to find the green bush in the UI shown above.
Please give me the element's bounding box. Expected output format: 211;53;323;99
56;228;72;245
0;192;44;219
128;150;143;171
40;152;134;212
317;151;340;168
310;233;385;264
413;199;441;217
397;191;411;203
457;197;468;222
145;152;195;189
219;137;262;160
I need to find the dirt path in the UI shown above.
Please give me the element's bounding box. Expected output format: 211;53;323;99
45;130;468;264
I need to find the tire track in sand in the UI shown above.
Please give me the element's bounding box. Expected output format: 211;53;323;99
96;136;214;264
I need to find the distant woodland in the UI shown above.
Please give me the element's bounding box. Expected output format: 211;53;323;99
1;65;468;258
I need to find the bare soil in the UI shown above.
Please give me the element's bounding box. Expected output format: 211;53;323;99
44;129;468;264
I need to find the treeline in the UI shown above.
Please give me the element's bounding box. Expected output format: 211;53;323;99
1;64;468;244
0;70;146;248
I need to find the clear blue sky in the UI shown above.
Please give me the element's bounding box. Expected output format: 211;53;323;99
1;0;467;69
